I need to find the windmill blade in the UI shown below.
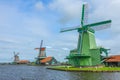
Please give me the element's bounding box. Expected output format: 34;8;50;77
81;3;88;26
84;20;111;31
60;25;81;32
40;40;43;49
92;23;111;31
39;40;43;57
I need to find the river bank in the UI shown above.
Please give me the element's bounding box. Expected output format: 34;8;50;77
47;66;120;72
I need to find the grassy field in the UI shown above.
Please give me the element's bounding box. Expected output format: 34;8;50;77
47;66;120;72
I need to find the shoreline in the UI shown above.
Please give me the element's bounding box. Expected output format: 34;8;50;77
47;66;120;72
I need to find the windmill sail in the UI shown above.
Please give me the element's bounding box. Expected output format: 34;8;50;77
60;25;81;32
81;3;88;26
39;40;43;57
91;22;111;31
84;20;111;31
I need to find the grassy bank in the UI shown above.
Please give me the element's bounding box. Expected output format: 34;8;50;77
47;66;120;72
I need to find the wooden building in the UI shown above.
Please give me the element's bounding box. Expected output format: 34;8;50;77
35;40;58;65
17;60;30;64
35;46;58;65
40;56;57;65
105;55;120;67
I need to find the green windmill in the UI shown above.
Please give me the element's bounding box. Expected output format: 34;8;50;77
60;3;112;67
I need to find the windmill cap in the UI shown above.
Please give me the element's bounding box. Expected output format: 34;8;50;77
35;47;46;51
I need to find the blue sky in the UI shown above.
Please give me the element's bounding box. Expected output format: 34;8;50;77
0;0;120;62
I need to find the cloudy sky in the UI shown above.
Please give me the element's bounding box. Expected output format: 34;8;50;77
0;0;120;62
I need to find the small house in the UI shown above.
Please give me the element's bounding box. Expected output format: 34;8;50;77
17;60;30;64
40;56;57;65
105;55;120;67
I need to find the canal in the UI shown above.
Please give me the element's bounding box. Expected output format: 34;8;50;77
0;65;120;80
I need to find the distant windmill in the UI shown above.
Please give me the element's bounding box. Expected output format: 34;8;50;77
60;3;111;67
13;52;19;63
35;40;46;64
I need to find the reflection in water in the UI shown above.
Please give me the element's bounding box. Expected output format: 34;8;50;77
67;72;120;80
0;65;119;80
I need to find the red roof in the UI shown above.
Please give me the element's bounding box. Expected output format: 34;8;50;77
35;47;46;51
105;55;120;62
40;56;52;63
18;60;30;64
40;47;45;51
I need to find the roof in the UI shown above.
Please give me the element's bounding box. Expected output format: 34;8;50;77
105;55;120;62
40;56;52;63
18;60;30;64
35;47;46;51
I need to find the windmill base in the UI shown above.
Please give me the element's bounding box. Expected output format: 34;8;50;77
66;48;102;67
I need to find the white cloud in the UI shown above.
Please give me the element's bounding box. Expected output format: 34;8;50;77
62;48;70;51
96;35;120;54
46;46;52;49
49;0;83;24
23;17;52;38
0;38;18;44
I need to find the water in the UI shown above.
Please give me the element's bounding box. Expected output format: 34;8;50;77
0;65;120;80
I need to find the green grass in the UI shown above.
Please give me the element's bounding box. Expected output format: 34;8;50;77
47;66;120;72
